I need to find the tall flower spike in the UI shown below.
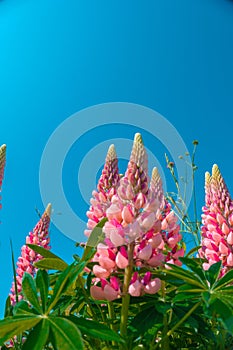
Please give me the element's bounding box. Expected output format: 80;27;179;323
0;144;6;193
129;133;148;172
85;145;120;236
211;164;233;214
124;133;148;195
150;167;164;206
97;144;120;193
199;165;233;276
10;204;52;305
204;171;211;207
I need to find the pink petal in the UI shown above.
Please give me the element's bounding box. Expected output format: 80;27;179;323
93;265;110;278
227;252;233;267
148;234;162;248
104;285;119;301
116;250;128;269
219;242;229;255
227;232;233;245
128;280;142;297
90;285;106;300
144;278;161;294
222;222;230;235
138;244;152;261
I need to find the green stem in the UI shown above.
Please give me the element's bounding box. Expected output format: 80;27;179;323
120;242;134;344
108;301;116;330
108;302;117;346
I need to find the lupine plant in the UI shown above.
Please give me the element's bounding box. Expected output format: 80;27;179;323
0;136;233;350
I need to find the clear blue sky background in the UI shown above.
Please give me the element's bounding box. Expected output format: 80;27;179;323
0;0;233;315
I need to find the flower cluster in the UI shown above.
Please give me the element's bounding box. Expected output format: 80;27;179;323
87;133;184;301
10;204;51;305
199;165;233;276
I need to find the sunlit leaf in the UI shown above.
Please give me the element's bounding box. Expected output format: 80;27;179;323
67;315;124;343
34;258;68;271
47;262;85;313
36;270;49;313
49;317;84;350
22;319;49;350
22;273;41;314
0;316;40;345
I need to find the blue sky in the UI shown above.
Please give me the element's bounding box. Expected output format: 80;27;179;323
0;0;233;314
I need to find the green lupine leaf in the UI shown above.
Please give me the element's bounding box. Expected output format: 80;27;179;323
14;300;38;316
164;269;205;288
179;257;207;281
22;318;50;350
4;296;12;318
34;258;68;271
22;273;41;314
67;316;124;343
36;270;49;313
213;269;233;290
47;262;85;313
27;244;65;260
178;284;206;292
131;306;162;335
222;315;233;334
81;218;108;262
209;298;233;322
173;292;201;303
205;261;221;286
0;316;41;345
49;317;84;350
165;262;208;286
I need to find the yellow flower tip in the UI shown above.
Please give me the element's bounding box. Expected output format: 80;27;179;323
0;144;6;157
134;133;143;145
106;144;117;161
151;167;160;182
205;171;211;185
0;144;6;151
212;164;221;181
45;203;52;217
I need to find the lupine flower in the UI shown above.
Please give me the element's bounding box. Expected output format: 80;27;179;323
199;165;233;276
89;133;184;301
10;204;52;305
90;276;121;301
0;144;6;209
85;144;119;237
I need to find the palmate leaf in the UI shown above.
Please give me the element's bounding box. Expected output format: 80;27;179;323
179;257;208;282
47;261;86;313
34;258;68;271
209;298;233;334
36;270;49;313
81;218;108;262
4;296;12;318
22;273;42;314
67;315;124;343
22;319;50;350
213;269;233;290
164;267;206;289
0;316;41;345
204;261;221;286
13;300;38;316
49;317;84;350
27;244;65;260
130;306;163;335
